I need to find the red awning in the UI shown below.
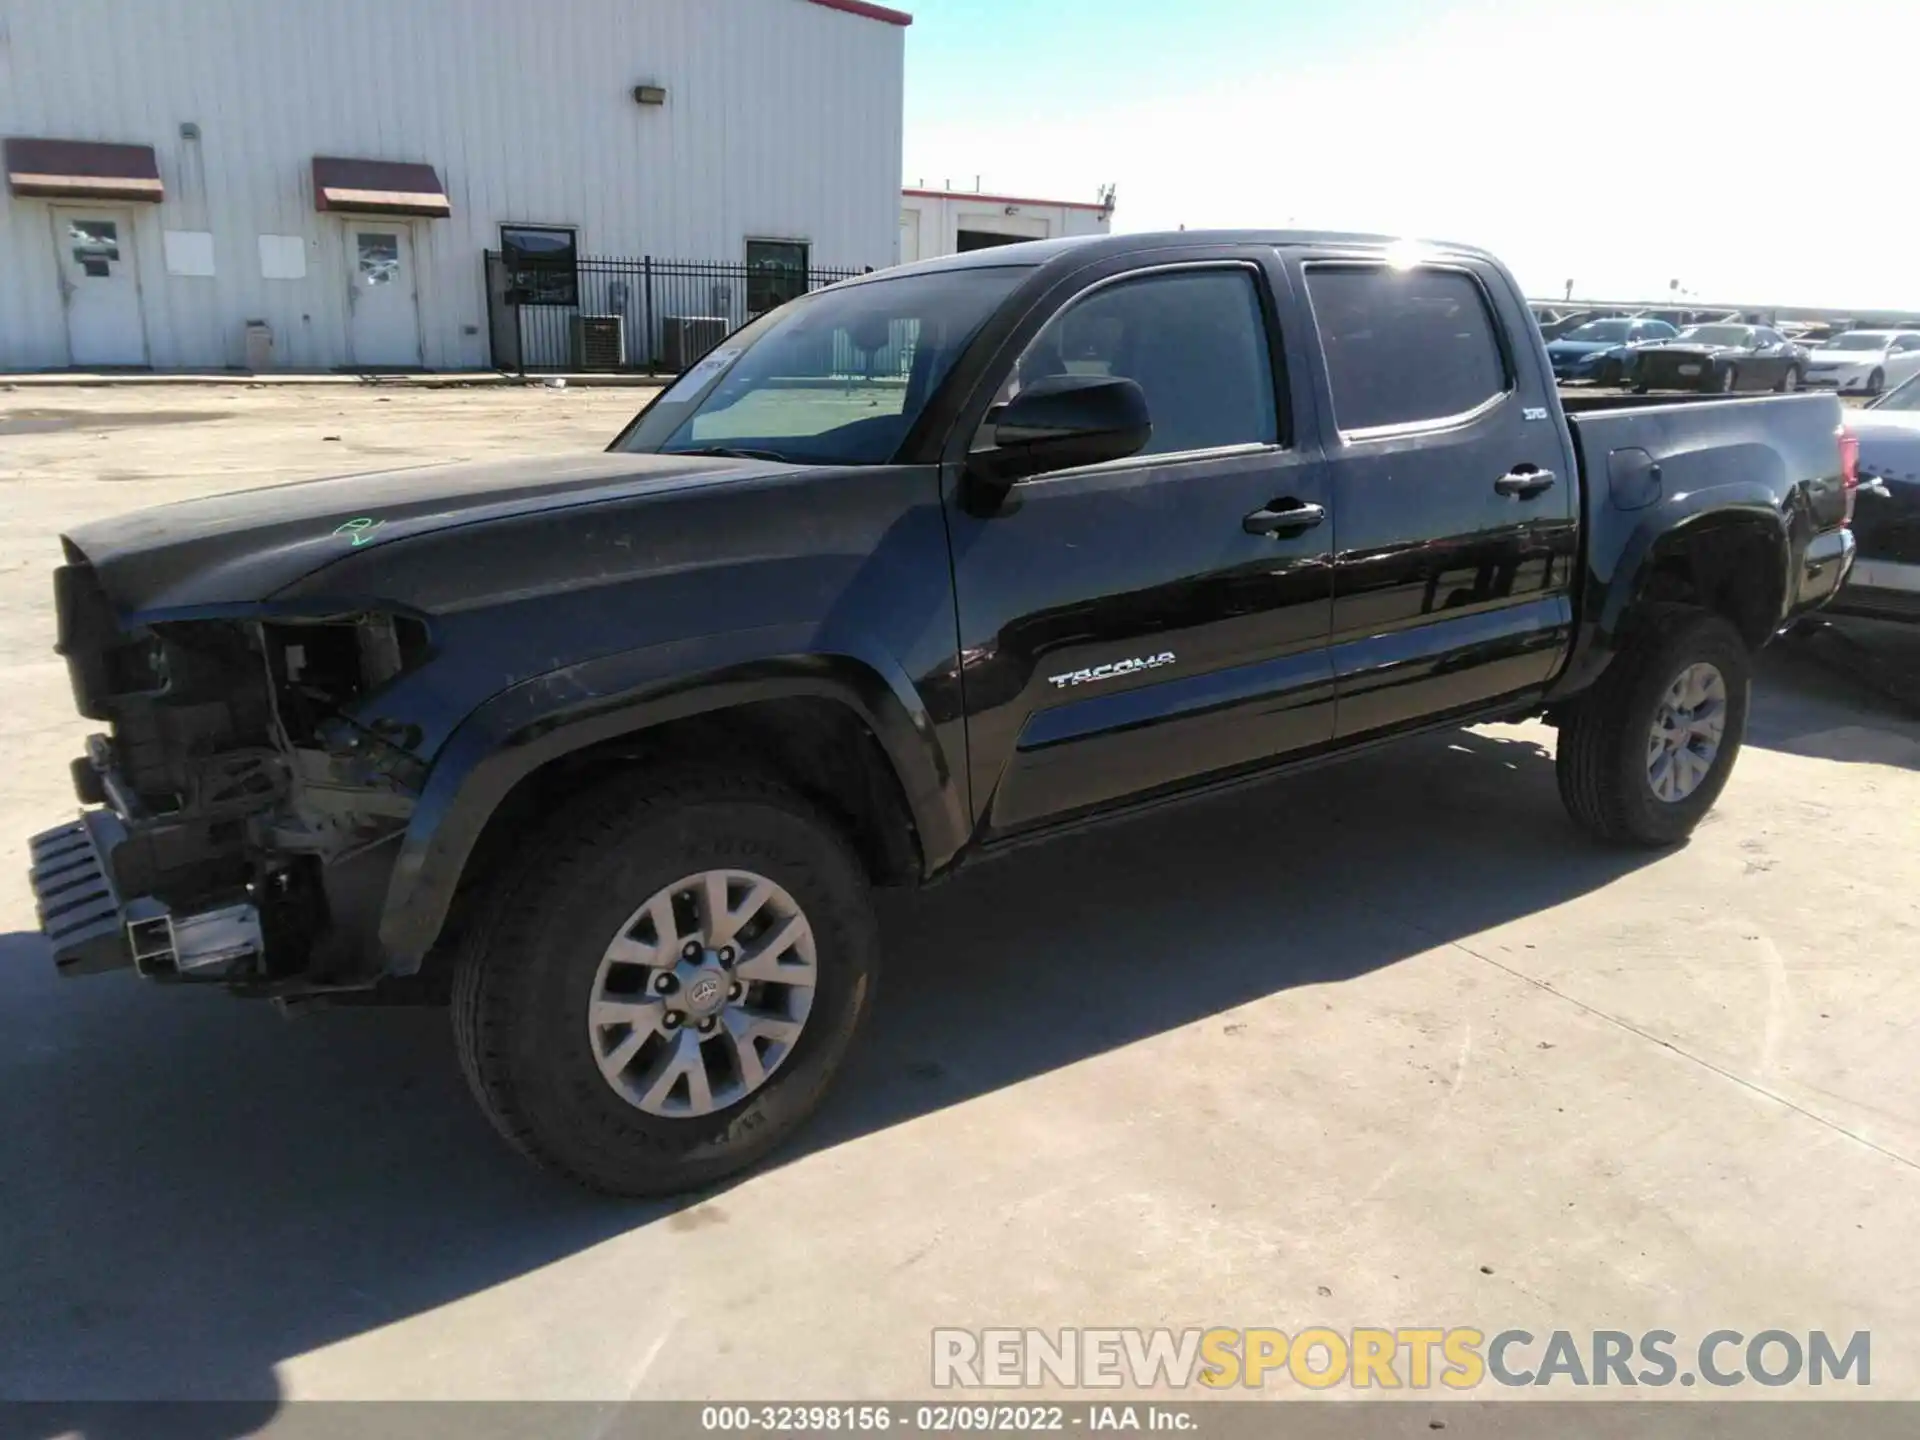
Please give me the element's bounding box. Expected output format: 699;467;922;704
5;137;163;202
311;156;450;218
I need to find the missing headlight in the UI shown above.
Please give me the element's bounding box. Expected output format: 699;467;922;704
264;614;430;744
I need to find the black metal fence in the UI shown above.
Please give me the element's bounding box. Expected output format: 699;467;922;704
484;253;865;374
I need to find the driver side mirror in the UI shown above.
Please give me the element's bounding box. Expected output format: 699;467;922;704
965;375;1151;500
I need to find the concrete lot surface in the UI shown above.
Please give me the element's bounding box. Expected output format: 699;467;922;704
1;387;1917;1413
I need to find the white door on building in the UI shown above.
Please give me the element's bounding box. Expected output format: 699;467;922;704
899;209;921;264
345;224;423;367
52;206;147;367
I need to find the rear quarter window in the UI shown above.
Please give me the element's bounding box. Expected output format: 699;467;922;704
1305;265;1510;433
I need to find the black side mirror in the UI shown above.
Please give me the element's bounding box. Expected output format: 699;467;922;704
966;375;1151;500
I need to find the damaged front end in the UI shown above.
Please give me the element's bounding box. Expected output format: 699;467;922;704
30;548;428;994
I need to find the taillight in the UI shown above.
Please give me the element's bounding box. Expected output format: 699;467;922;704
1839;427;1859;525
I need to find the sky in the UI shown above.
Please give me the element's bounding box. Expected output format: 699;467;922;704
902;0;1920;309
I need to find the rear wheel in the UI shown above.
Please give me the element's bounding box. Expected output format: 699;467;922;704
452;770;879;1195
1555;608;1751;846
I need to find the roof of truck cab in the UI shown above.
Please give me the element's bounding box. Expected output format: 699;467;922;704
868;230;1499;279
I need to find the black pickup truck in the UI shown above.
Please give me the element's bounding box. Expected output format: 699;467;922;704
30;231;1858;1195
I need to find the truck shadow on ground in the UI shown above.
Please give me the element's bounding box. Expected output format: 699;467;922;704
0;726;1659;1432
1745;620;1920;767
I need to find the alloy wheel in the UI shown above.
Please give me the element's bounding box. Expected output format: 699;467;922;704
1646;662;1728;803
586;869;817;1117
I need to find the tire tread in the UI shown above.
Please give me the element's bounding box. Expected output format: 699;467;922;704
1556;605;1746;846
450;766;872;1194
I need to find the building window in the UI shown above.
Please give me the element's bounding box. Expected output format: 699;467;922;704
746;239;809;315
502;224;579;307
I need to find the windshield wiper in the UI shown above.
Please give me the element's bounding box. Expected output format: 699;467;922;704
667;445;794;463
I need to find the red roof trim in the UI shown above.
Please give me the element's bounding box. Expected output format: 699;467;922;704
312;156;451;218
5;137;163;202
807;0;912;25
903;187;1111;214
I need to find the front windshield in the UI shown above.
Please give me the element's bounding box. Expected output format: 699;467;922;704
1825;333;1891;351
1676;325;1752;346
1871;371;1920;411
617;265;1029;465
1563;320;1632;343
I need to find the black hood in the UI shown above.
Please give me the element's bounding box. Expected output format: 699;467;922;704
1637;342;1738;357
65;450;769;614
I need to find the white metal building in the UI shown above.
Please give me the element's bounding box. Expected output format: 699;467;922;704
0;0;908;372
898;186;1113;264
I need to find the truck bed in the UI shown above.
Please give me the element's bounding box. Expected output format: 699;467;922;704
1560;390;1852;644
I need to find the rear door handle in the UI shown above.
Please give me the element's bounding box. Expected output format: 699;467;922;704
1494;468;1556;498
1243;499;1327;536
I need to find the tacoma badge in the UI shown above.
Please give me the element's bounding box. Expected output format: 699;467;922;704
1047;651;1177;689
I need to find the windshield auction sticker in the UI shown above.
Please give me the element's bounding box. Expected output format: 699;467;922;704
663;347;743;403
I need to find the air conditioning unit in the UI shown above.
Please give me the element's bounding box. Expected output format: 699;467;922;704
661;315;729;372
569;314;625;371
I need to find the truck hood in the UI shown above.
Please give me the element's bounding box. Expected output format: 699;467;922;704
65;450;763;614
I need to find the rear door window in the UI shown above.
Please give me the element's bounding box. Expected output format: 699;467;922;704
1304;265;1510;433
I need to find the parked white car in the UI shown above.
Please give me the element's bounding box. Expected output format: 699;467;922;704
1801;330;1920;395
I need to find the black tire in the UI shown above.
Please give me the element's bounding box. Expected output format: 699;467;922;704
1555;607;1751;846
1868;368;1886;396
1714;364;1739;394
1775;366;1801;393
451;769;879;1196
1596;358;1621;386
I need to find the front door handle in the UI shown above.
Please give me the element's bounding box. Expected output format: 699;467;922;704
1494;467;1556;498
1243;499;1327;536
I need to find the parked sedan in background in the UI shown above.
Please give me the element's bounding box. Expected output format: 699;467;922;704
1833;372;1920;622
1546;316;1678;384
1632;324;1809;393
1802;330;1920;396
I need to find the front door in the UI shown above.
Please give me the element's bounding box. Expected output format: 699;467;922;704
345;224;422;367
52;206;147;367
1295;256;1578;739
947;256;1336;838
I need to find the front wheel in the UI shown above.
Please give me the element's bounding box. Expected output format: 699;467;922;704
1713;364;1739;394
1555;608;1751;846
1776;366;1801;393
1868;368;1886;396
452;770;879;1195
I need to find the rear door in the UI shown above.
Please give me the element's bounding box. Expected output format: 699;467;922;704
945;251;1336;837
1293;254;1579;738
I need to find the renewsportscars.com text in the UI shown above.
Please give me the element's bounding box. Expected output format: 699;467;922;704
931;1328;1871;1390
